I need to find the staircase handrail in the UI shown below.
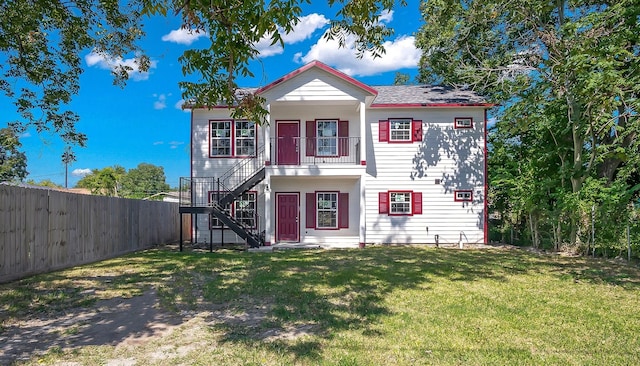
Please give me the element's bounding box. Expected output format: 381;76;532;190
220;144;265;191
212;177;263;246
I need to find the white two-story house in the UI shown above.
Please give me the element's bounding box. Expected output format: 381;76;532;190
182;61;491;248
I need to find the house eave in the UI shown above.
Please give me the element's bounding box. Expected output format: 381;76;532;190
370;103;496;108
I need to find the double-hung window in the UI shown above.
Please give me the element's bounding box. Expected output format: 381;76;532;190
316;120;338;156
390;192;412;214
379;191;423;215
390;119;412;141
210;120;256;157
316;192;338;228
234;192;257;228
209;191;257;228
306;191;349;229
235;121;256;156
306;119;349;157
209;191;231;227
379;119;422;143
210;121;232;156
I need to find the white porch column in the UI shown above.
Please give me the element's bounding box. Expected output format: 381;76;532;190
359;101;366;166
359;101;367;247
264;104;271;164
263;104;273;246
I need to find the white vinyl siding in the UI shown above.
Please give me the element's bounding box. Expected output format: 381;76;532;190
365;108;486;245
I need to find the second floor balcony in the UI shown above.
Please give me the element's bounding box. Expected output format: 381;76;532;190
269;137;361;166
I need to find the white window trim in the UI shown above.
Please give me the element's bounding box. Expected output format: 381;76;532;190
454;117;473;129
210;120;232;157
389;118;412;142
234;120;256;157
234;192;257;228
390;191;412;215
455;190;473;202
209;119;256;157
316;192;338;228
316;120;338;156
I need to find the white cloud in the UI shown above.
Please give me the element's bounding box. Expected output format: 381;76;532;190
20;132;31;138
295;33;420;77
161;28;207;45
154;94;167;110
85;50;157;81
153;141;164;145
71;168;92;177
379;9;394;24
255;13;329;58
169;141;185;149
175;99;190;112
283;14;330;43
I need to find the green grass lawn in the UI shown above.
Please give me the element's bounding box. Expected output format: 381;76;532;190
2;246;640;365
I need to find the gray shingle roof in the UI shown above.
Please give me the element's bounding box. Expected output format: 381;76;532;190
237;85;487;106
371;85;487;105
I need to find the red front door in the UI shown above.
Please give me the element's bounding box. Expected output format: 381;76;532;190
276;193;299;242
277;121;299;165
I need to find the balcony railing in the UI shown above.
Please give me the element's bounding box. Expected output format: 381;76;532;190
269;137;361;165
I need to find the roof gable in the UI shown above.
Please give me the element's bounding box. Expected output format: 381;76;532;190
256;60;378;100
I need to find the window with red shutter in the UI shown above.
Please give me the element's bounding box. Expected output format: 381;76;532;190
305;192;315;228
412;192;422;214
338;120;349;156
306;121;315;156
379;120;389;142
339;193;349;228
378;192;389;214
412;120;423;142
379;191;423;216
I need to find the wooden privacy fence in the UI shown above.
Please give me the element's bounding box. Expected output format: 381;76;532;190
0;184;191;283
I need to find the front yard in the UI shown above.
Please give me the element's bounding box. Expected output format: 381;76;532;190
1;246;639;365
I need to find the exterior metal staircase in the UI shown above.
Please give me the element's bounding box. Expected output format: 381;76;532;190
211;145;266;247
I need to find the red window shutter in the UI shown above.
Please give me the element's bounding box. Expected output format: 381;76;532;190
412;192;423;214
412;120;423;142
306;193;316;228
339;192;349;228
306;121;316;156
378;192;389;214
379;121;389;142
338;120;349;156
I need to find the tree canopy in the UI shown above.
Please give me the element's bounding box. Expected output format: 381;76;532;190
417;0;640;251
119;163;170;199
76;163;169;199
0;127;27;182
1;0;403;148
76;165;126;196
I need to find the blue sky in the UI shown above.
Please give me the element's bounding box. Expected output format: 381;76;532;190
1;1;424;189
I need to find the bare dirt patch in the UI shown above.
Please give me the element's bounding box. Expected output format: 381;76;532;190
0;290;183;364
